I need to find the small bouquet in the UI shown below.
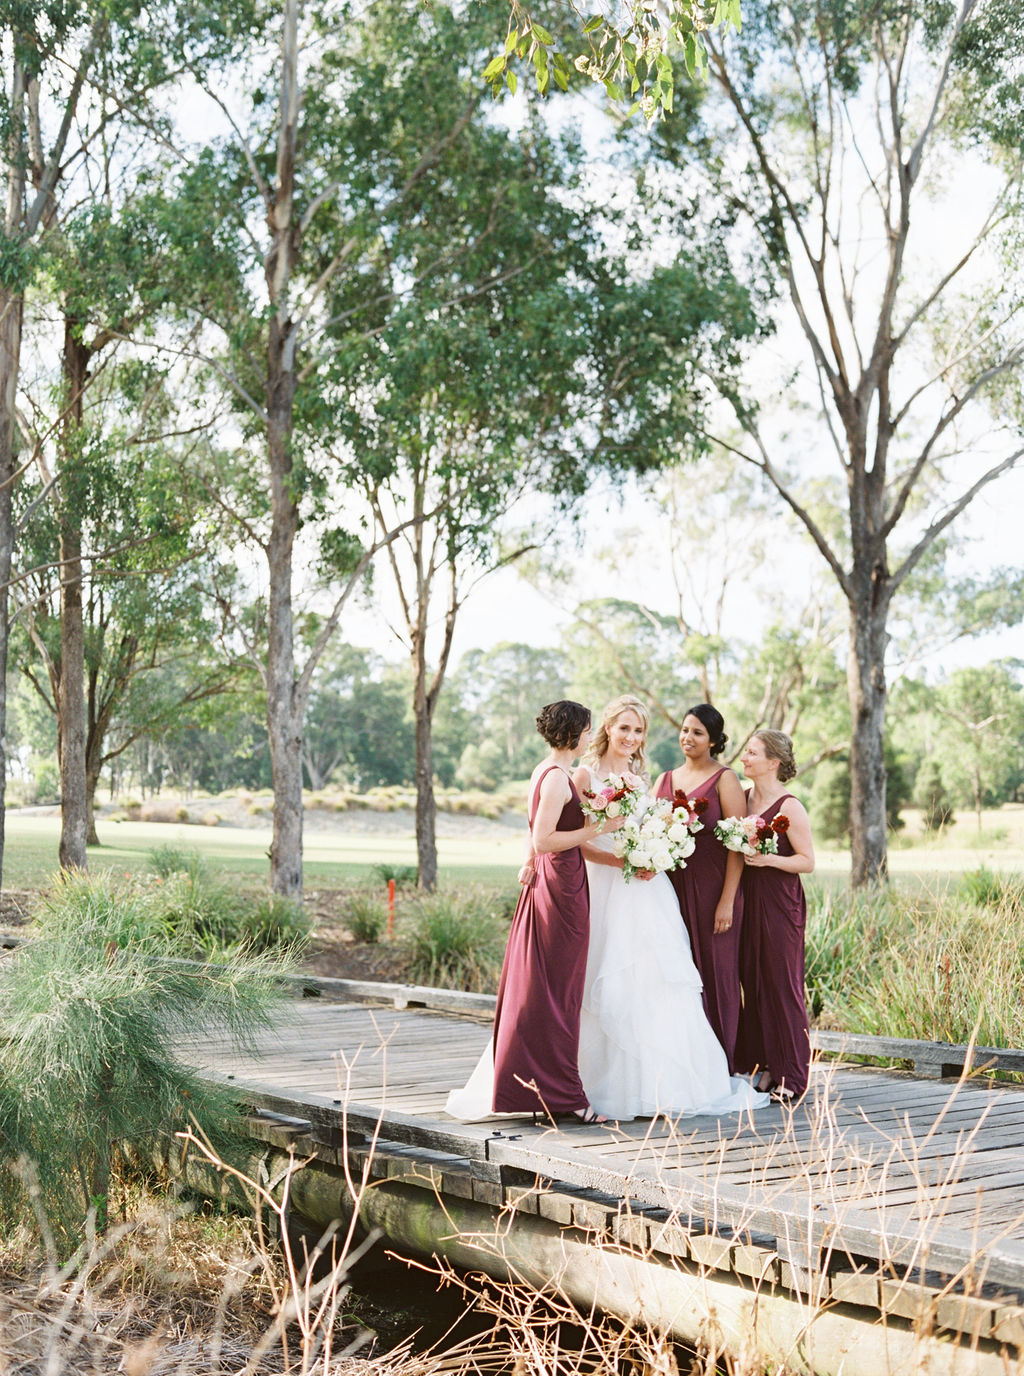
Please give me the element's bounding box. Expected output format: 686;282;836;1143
669;789;709;834
612;791;704;882
580;772;644;824
714;812;789;856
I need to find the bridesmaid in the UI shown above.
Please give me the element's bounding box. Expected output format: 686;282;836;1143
654;704;746;1072
492;700;617;1121
734;729;815;1105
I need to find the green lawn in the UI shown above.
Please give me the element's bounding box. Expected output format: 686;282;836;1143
3;805;1022;894
1;815;523;890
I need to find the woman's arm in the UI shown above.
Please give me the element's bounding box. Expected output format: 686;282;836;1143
533;768;621;853
713;770;746;931
743;798;815;874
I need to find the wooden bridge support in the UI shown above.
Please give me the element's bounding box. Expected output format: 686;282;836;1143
157;1108;1024;1376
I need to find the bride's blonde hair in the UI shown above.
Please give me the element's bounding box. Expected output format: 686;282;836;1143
585;694;651;781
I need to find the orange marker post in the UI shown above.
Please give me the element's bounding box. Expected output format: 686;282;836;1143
387;878;396;940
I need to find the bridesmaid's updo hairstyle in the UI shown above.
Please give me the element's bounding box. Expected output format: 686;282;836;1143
586;694;650;781
536;700;591;751
684;702;728;758
753;729;798;783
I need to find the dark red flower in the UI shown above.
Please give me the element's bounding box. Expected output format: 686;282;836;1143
772;815;790;834
692;797;709;816
673;790;690;807
756;821;774;843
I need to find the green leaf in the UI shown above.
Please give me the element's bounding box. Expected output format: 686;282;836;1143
553;66;569;92
537;64;550;94
683;33;698;78
483;54;507;81
531;22;554;44
583;14;603;34
505;29;518;54
606;79;625;101
506;68;518;94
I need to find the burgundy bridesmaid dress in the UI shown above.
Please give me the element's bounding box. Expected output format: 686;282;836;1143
734;794;810;1099
657;768;743;1072
492;767;590;1114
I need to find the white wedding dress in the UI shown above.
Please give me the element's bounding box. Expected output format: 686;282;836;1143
578;772;767;1122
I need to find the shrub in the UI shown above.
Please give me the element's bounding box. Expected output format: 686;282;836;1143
345;894;387;943
150;843;206;880
917;761;954;831
32;758;60;805
5;871;285;1250
235;895;312;953
402;889;508;992
370;862;418;888
958;866;1024;911
202;810;222;827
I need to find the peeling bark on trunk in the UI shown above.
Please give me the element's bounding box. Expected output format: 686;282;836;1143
263;0;303;900
266;331;303;898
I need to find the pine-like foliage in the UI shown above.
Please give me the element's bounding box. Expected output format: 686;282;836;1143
0;873;287;1252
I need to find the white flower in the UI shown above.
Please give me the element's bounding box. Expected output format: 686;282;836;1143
666;822;689;844
606;800;622;818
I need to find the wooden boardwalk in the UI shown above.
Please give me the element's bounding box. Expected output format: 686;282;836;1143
182;988;1024;1365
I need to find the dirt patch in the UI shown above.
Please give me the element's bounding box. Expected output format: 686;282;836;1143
299;887;411;982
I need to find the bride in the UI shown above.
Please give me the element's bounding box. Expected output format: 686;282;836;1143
575;695;766;1122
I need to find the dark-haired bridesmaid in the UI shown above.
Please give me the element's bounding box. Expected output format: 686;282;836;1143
734;729;815;1104
654;704;746;1072
448;700;621;1124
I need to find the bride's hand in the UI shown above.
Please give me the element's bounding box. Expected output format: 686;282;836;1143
593;812;626;833
634;868;655;882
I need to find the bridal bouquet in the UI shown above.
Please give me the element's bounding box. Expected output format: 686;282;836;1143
714;813;789;856
613;792;702;882
580;773;644;824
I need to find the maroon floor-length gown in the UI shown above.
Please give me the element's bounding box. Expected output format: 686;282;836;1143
491;766;590;1114
656;768;743;1072
734;795;810;1099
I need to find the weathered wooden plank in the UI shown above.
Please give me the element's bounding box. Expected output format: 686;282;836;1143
178;994;1024;1294
812;1029;1024;1076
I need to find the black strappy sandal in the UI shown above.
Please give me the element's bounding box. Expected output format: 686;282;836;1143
572;1104;608;1125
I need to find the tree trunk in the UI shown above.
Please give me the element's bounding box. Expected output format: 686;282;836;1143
85;737;103;846
413;657;436;892
263;0;303;900
0;285;21;889
56;322;90;871
846;595;889;887
266;317;302;898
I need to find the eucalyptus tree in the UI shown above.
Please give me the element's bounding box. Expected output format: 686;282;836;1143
162;0;527;895
0;1;258;880
626;0;1024;884
13;388;240;845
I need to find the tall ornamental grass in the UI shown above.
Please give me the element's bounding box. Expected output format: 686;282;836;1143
805;873;1024;1049
402;888;511;991
0;872;289;1252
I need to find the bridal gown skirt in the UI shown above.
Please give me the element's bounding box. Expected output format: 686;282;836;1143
579;856;765;1122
